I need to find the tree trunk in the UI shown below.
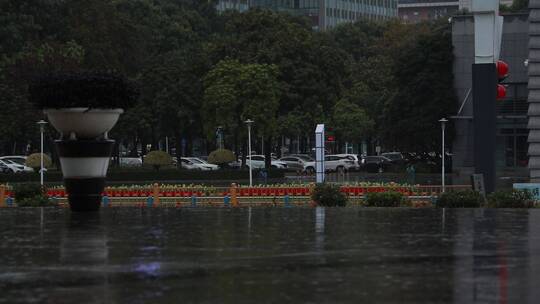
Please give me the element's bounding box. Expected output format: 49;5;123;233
264;136;272;169
241;141;247;167
113;141;120;167
175;135;183;170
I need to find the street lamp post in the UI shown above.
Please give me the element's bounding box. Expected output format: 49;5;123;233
244;119;254;187
439;118;448;193
37;120;48;186
216;126;223;150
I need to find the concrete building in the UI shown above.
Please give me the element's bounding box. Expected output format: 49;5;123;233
451;13;529;182
399;1;459;23
217;0;398;30
399;0;515;23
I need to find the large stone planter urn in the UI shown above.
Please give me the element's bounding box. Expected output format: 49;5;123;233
30;72;136;211
45;109;123;211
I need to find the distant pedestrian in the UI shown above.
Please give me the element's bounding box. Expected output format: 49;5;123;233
406;163;416;185
259;169;268;185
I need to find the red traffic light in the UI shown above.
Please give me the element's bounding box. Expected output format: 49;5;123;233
497;84;506;100
326;136;335;142
496;60;509;80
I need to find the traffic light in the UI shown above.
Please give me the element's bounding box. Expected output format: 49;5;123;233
496;60;509;100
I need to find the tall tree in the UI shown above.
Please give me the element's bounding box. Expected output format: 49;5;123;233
203;59;280;167
381;20;456;153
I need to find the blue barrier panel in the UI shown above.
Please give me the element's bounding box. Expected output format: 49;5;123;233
224;195;230;207
146;196;154;208
284;195;291;208
191;195;197;207
102;195;110;207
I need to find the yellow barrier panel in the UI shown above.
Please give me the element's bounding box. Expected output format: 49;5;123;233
231;183;239;207
153;183;160;207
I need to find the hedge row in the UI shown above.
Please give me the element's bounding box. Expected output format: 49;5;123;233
0;169;285;183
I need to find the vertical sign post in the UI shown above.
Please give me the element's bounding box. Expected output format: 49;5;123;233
315;124;325;184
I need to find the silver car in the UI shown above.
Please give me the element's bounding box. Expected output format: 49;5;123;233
303;155;356;174
278;155;312;171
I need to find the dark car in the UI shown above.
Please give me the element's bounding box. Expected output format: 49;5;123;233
380;152;407;165
361;156;393;173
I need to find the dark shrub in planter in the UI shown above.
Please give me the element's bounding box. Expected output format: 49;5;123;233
437;190;483;208
28;71;138;109
365;191;406;207
312;183;348;207
487;189;535;208
12;183;56;207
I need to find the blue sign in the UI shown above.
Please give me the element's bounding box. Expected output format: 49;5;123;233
513;183;540;200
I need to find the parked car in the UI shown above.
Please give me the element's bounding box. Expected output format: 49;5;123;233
361;155;393;173
303;155;356;174
278;155;312;171
332;154;361;170
246;155;287;169
0;155;27;166
0;162;11;173
0;159;25;173
380;152;406;165
0;156;34;172
183;157;219;171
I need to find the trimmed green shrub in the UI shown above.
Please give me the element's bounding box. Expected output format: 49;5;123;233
311;183;348;207
437;190;483;208
208;149;236;166
365;191;405;207
487;189;535;208
28;71;138;109
144;151;172;171
25;153;53;169
12;183;55;207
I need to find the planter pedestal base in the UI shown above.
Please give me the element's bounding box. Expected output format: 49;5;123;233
64;178;105;211
56;139;114;212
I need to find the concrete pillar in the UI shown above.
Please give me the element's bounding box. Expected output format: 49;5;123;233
529;0;540;182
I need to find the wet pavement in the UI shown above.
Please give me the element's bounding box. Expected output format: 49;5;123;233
0;207;539;303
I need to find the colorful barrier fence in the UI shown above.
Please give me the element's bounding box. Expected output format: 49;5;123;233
1;183;472;200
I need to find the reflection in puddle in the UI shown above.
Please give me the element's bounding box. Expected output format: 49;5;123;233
0;208;539;303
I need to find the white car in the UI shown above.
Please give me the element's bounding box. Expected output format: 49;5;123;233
332;154;361;170
183;157;219;171
180;157;218;170
303;155;356;174
1;156;35;172
246;155;287;169
0;159;31;173
0;155;27;166
279;155;313;171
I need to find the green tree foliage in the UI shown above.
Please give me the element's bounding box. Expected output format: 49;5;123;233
203;59;280;143
380;20;457;153
211;9;350;137
332;100;373;143
0;2;458;158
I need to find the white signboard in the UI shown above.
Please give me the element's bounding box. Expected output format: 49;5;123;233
315;124;325;183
